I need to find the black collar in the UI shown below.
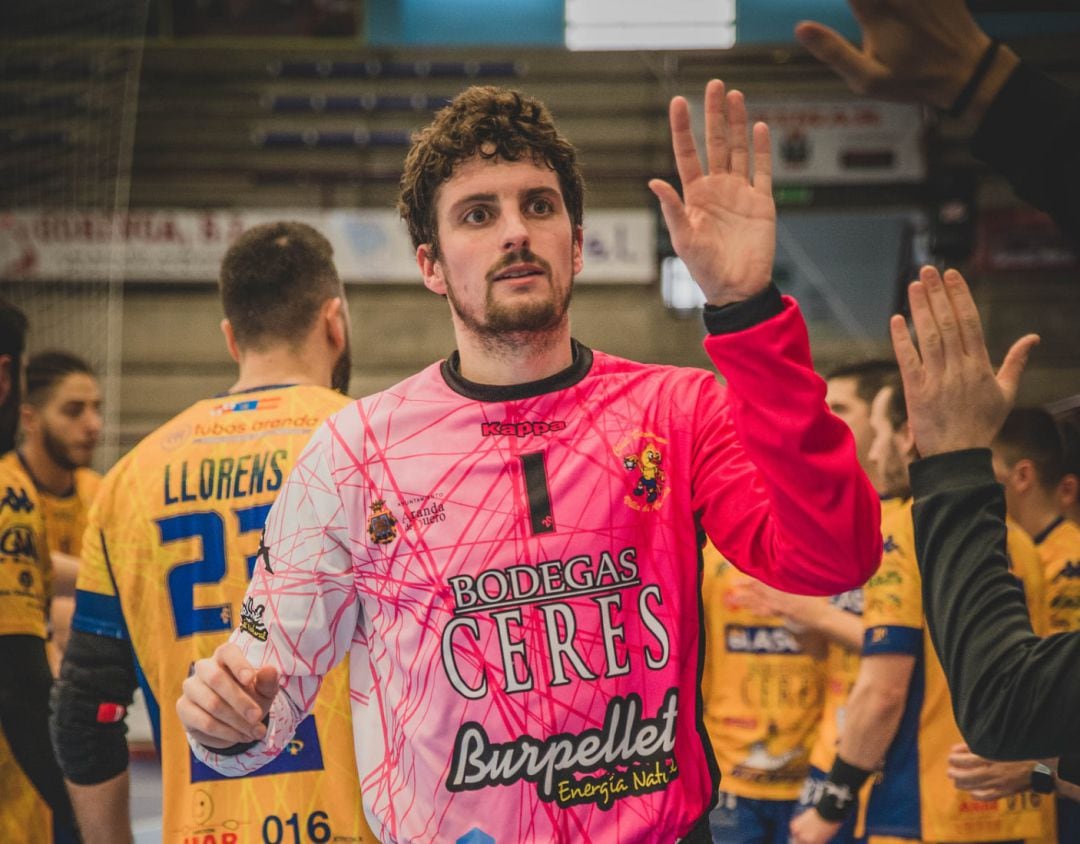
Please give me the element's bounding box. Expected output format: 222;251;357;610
1033;515;1066;546
16;450;75;499
440;339;593;402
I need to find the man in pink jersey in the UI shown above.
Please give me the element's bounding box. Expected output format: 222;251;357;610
178;80;881;842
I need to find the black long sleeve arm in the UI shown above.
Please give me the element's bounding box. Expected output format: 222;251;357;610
0;635;80;835
911;449;1080;778
972;61;1080;242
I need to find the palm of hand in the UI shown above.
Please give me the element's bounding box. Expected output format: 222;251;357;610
675;173;776;301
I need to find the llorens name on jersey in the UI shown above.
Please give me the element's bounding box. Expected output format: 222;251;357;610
163;449;287;506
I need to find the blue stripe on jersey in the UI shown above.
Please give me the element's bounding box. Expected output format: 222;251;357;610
861;624;921;657
133;653;162;753
189;713;326;782
864;636;924;839
71;589;129;640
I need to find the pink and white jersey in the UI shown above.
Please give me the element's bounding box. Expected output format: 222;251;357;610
194;298;881;843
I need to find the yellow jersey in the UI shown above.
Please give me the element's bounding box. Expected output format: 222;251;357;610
701;543;825;801
861;499;1047;842
1033;516;1080;635
72;385;376;844
809;496;907;775
0;451;50;638
0;452;53;839
37;466;100;557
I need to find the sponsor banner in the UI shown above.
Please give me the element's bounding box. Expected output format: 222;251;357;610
690;98;925;185
0;208;656;284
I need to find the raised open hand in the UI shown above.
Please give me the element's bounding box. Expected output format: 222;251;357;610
650;79;776;306
890;266;1039;457
795;0;994;111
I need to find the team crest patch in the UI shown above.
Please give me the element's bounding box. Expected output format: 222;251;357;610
367;499;398;544
240;596;269;641
616;432;670;512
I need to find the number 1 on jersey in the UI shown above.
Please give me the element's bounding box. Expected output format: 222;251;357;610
520;451;555;535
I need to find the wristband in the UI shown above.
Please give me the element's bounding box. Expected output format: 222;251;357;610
815;756;873;822
947;39;1001;118
1031;762;1055;794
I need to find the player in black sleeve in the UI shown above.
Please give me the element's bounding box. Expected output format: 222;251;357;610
796;0;1080;242
889;264;1080;795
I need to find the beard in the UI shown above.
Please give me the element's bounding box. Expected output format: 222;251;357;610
42;424;84;471
444;248;573;343
331;333;352;393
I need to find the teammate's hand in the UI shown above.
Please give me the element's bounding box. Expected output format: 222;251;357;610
789;807;842;844
947;743;1035;801
177;642;279;749
650;79;775;307
890;266;1038;457
795;0;1005;113
732;580;826;632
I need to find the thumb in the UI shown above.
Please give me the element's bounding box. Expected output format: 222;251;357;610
996;334;1039;404
648;178;689;244
254;664;280;702
795;21;877;92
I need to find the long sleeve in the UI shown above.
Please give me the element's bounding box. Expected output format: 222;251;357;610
911;449;1080;762
972;61;1080;241
189;421;361;774
694;289;882;595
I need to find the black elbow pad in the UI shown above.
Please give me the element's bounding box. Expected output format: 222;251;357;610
49;629;138;785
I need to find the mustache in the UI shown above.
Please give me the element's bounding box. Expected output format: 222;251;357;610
486;248;552;283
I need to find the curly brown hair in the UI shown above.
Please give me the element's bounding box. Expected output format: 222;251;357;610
398;86;585;254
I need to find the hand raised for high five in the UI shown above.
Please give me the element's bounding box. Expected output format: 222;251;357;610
795;0;1012;115
650;79;776;307
890;266;1039;457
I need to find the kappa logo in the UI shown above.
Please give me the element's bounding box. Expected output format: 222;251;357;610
367;499;398;545
239;597;268;641
1053;561;1080;582
18;570;33;590
615;431;670;512
480;420;566;438
882;535;898;553
0;487;34;514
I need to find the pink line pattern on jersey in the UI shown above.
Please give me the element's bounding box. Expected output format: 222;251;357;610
193;300;881;843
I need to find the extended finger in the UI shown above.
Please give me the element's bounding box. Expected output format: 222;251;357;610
726;90;750;180
668;96;703;188
703;79;729;174
941;269;986;361
889;313;922;390
649;178;690;246
794;21;882;96
921;266;964;363
751;121;772;196
181;674;264;742
907;278;945;375
996;334;1040;405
